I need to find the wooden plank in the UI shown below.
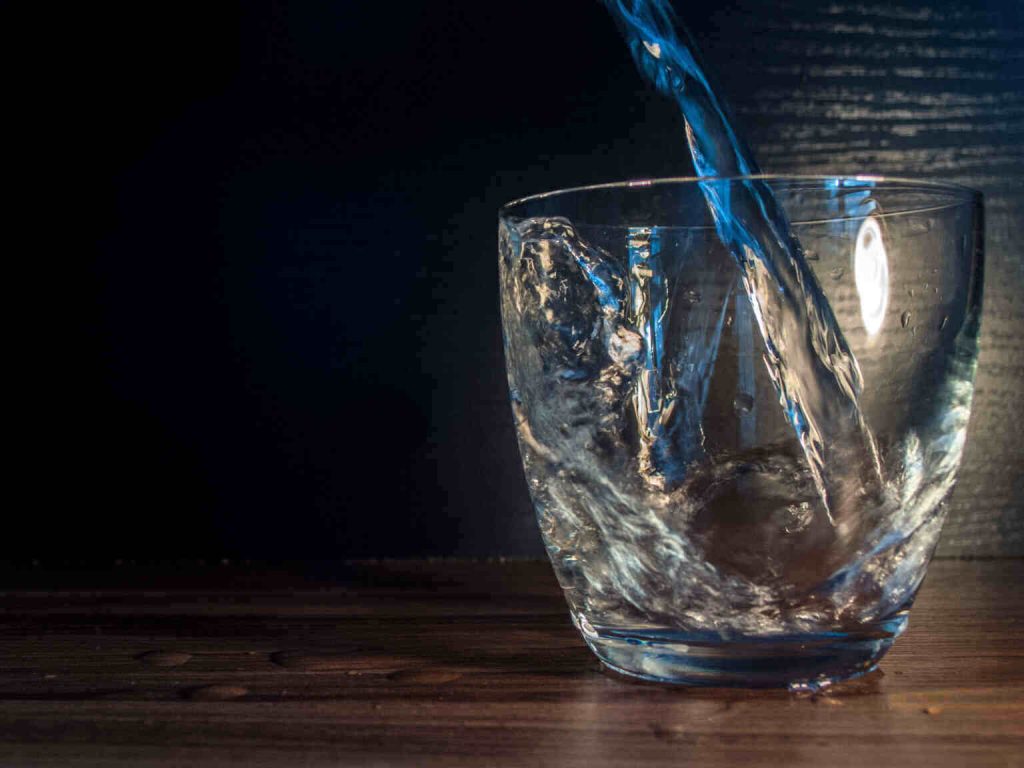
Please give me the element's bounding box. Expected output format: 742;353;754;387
0;559;1020;766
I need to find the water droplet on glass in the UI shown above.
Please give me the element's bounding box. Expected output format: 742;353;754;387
804;249;819;261
907;288;915;297
685;289;702;304
829;267;844;280
939;316;948;331
901;311;911;328
725;313;733;328
733;393;755;413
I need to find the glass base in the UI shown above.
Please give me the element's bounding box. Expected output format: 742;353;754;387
579;614;908;690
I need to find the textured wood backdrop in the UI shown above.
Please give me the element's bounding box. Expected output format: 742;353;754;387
24;0;1019;559
682;0;1023;555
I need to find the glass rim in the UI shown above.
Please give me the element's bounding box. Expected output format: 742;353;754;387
499;174;982;223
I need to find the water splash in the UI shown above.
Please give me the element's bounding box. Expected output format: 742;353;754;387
500;211;977;634
602;0;883;523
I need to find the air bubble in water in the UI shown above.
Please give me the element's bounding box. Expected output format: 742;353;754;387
733;393;755;413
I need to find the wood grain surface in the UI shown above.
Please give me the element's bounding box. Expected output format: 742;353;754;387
697;0;1024;554
0;559;1020;766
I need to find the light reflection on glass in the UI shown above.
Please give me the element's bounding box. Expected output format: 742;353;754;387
855;216;889;336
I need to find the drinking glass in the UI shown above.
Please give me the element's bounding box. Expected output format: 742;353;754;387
498;176;983;688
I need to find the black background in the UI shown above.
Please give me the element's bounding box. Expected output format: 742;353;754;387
8;0;1023;561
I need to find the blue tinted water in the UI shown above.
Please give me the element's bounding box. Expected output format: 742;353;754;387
602;0;883;521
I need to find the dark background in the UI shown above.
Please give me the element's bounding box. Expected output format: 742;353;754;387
8;0;1023;560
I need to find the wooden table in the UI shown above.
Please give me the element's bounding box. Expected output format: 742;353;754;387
0;559;1020;766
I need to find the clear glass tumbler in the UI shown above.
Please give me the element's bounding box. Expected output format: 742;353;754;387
499;176;983;688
